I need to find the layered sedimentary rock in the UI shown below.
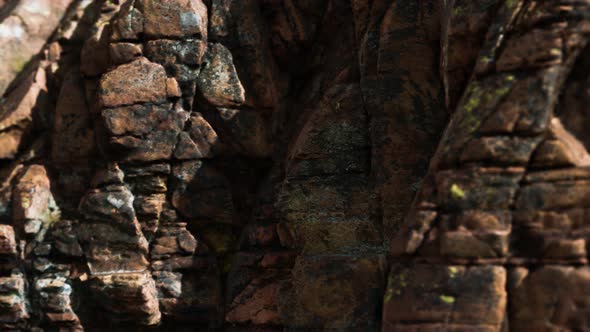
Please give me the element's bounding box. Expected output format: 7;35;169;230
385;1;590;331
0;0;589;330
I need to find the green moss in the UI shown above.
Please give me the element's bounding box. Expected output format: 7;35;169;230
440;295;455;304
450;184;466;199
384;271;408;303
448;266;459;278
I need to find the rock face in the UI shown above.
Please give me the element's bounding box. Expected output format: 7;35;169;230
0;0;589;330
385;1;590;331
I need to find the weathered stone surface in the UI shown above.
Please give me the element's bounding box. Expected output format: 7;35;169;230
174;113;218;159
139;0;208;40
226;275;282;325
51;70;95;166
510;266;590;331
89;272;161;325
79;182;150;274
145;39;206;68
109;42;143;65
102;103;188;162
171;160;235;223
110;0;143;41
0;225;17;268
1;0;589;330
197;43;245;107
0;65;47;159
0;0;73;96
281;255;386;329
383;265;506;329
13;165;59;237
99;57;169;107
0;272;29;328
441;0;501;110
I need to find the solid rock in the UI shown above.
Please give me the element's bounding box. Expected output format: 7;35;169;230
509;266;590;331
174;113;218;159
197;43;245;107
145;39;207;68
12;165;59;237
91;163;125;188
0;272;29;328
80;21;111;77
0;65;47;159
33;275;80;327
0;225;17;266
0;0;73;95
139;0;208;39
102;103;188;162
109;42;143;65
101;103;180;137
89;272;161;326
46;220;83;257
166;78;182;98
79;185;139;233
383;264;506;329
496;28;563;72
226;276;282;325
281;255;386;329
99;57;169;107
435;167;523;211
440;0;501;110
110;0;144;41
516;180;590;210
531;118;590;167
460;136;541;165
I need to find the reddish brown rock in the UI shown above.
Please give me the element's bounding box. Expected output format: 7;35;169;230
109;42;143;65
0;0;73;95
510;266;590;331
281;255;386;329
99;57;169;107
226;276;282;325
51;70;95;166
89;272;161;326
174;113;218;159
139;0;208;40
0;272;29;329
12;165;59;237
383;265;506;330
0;65;47;159
197;43;245;107
0;225;17;268
441;0;501;110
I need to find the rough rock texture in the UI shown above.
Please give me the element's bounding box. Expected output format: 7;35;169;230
0;0;589;330
386;1;590;331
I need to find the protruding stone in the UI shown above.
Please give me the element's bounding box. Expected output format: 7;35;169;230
0;272;29;328
110;0;144;41
139;0;208;39
0;65;47;159
13;165;59;237
197;43;245;107
0;0;73;95
0;225;17;267
99;57;168;107
89;272;161;326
